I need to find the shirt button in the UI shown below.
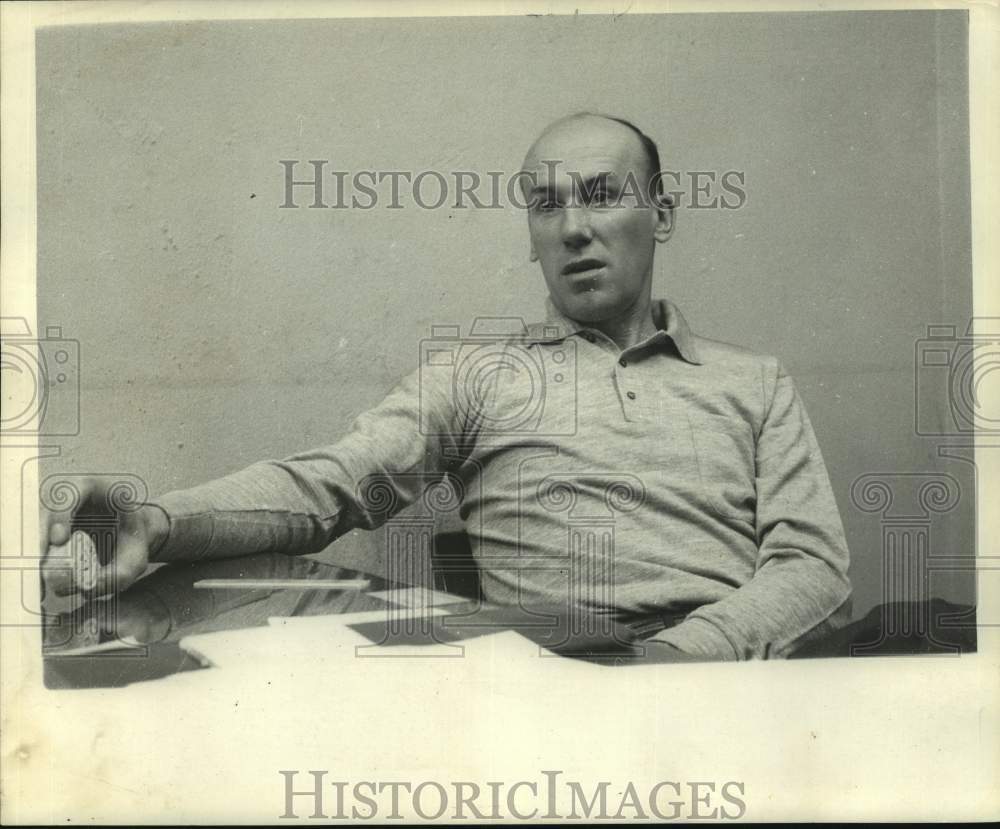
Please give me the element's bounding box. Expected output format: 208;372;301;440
626;391;636;400
619;358;628;368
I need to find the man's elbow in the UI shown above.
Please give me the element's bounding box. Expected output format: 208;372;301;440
814;554;853;624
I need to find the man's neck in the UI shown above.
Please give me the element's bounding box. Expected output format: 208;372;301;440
587;295;658;351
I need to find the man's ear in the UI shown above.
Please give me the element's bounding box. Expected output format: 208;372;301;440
529;244;539;262
653;193;675;243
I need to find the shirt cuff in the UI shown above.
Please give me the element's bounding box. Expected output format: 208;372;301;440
648;616;740;661
147;490;217;562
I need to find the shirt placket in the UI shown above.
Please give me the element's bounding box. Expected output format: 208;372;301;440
614;347;641;422
577;330;651;423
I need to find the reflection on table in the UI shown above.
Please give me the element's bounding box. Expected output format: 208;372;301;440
41;550;979;689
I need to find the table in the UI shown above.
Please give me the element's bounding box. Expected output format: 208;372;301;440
41;551;978;689
41;550;686;687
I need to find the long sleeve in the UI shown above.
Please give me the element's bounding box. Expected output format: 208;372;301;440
148;361;470;563
652;362;853;660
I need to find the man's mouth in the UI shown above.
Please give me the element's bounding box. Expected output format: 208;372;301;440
561;258;606;276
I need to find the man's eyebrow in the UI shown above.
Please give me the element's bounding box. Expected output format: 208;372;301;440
528;172;619;197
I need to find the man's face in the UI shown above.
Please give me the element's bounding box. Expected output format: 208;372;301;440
522;117;672;324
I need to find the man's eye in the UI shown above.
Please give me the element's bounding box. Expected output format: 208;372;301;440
536;200;560;211
589;189;612;206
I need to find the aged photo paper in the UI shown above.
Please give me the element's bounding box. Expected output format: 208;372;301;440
2;0;998;823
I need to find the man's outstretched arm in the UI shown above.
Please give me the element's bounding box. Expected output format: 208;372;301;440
649;362;853;660
40;363;466;596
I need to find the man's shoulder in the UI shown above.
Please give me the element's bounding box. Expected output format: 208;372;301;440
686;334;792;424
691;332;781;374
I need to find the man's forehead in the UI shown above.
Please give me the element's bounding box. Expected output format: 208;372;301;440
521;116;647;181
526;154;638;186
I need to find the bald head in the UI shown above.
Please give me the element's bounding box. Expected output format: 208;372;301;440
521;113;663;202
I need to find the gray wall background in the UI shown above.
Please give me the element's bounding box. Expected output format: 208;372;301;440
37;11;974;618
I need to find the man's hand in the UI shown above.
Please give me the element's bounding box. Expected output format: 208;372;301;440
40;476;169;598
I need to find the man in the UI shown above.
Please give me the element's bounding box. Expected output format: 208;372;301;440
40;113;852;661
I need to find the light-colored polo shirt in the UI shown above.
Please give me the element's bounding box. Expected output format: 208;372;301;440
152;298;852;660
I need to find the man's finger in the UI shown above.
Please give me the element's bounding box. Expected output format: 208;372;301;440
38;506;71;558
89;529;148;598
48;520;72;547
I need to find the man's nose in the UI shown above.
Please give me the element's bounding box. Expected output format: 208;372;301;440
560;206;594;248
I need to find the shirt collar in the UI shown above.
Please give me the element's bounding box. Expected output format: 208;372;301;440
526;296;703;365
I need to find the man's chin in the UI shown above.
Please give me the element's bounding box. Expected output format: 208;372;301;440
557;289;625;324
